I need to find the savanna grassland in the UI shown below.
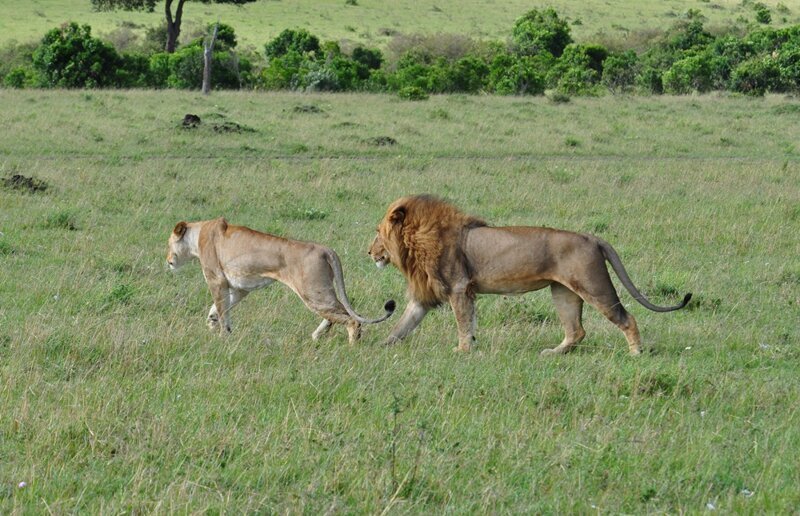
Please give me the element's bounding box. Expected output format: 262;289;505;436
1;89;800;513
3;0;800;52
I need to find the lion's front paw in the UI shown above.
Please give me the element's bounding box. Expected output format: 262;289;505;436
540;347;560;356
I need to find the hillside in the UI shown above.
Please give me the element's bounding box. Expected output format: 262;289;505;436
2;0;799;52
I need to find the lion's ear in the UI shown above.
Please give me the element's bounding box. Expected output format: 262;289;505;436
173;221;188;240
389;206;406;225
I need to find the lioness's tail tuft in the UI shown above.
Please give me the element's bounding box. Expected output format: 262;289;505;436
385;299;397;313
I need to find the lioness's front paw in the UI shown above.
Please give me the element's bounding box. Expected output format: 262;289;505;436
207;316;220;331
453;344;473;353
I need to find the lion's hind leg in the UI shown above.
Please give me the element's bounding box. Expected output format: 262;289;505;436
308;305;361;344
569;282;642;355
595;302;640;355
541;283;586;356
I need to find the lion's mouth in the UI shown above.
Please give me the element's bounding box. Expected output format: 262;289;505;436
375;257;388;269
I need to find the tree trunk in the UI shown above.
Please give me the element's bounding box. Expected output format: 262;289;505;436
202;23;219;95
164;0;186;53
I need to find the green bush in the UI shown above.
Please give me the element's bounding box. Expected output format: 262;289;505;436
259;31;383;91
116;52;152;87
748;26;798;54
546;44;607;94
352;46;383;71
32;23;123;88
362;68;389;92
164;46;245;89
775;44;800;91
2;61;40;89
662;53;714;94
511;7;572;57
487;53;548;95
0;40;37;86
386;52;442;92
602;50;638;92
8;11;800;97
147;52;171;88
299;61;340;92
397;85;429;100
731;56;782;95
265;28;320;58
446;55;489;93
636;66;665;94
704;36;758;89
754;3;772;24
258;50;305;89
666;19;713;52
212;22;238;50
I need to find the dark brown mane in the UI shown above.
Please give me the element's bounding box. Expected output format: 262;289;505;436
380;195;487;307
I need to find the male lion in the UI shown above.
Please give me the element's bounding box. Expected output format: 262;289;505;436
168;218;395;341
368;195;691;355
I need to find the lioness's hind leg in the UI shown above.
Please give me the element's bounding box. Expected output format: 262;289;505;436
541;283;586;356
207;304;220;331
346;320;362;344
312;306;358;343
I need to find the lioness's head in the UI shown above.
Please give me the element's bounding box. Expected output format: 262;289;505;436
167;221;194;270
368;233;391;269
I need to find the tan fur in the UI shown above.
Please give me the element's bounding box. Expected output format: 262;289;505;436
168;218;394;342
368;195;691;354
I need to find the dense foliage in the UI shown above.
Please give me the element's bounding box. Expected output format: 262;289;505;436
31;23;123;88
2;7;800;96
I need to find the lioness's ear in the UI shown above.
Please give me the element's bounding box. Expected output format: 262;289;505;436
389;206;406;225
173;221;188;239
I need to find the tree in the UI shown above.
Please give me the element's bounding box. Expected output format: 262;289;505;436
32;22;123;87
90;0;255;53
202;22;218;94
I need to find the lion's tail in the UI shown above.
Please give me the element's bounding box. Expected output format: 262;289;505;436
599;240;692;313
325;250;396;324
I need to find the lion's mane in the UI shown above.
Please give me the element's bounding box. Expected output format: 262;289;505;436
379;195;487;307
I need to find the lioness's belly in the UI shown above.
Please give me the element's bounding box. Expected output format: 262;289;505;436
228;275;275;291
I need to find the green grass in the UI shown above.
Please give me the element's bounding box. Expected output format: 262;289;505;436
2;0;800;51
1;89;799;512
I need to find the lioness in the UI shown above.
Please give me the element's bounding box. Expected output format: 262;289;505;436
168;218;395;341
368;195;691;355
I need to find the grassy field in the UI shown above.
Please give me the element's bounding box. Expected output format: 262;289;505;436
2;0;800;52
1;88;799;512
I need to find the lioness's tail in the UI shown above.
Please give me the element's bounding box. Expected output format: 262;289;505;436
325;250;396;324
599;241;692;313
